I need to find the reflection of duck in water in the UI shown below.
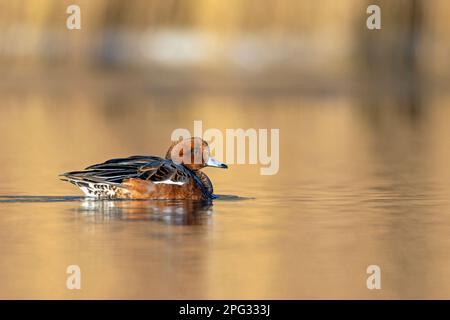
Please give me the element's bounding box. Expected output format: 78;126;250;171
78;199;213;225
61;138;227;200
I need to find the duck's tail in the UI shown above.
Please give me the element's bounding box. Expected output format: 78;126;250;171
60;172;128;198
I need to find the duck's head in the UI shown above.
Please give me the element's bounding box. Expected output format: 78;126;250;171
166;137;228;171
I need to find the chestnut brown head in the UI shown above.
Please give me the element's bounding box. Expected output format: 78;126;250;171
166;137;228;171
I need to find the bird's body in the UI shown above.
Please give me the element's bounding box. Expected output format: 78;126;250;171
61;138;227;200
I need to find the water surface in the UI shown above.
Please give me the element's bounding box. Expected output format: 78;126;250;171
0;90;449;299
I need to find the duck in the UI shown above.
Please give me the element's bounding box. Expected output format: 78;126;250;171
60;137;228;200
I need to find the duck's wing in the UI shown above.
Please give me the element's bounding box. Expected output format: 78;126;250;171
60;155;193;185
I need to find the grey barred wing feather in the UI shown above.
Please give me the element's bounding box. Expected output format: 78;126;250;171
140;160;191;185
61;155;192;186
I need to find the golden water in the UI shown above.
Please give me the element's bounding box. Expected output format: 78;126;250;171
0;90;449;299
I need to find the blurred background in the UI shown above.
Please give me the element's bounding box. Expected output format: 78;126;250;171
0;0;449;299
0;0;450;92
0;0;449;193
1;0;449;92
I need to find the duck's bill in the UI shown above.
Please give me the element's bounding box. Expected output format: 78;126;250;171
206;157;228;169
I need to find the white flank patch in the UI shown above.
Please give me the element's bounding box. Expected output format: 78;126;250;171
153;180;185;186
78;184;118;198
79;186;96;197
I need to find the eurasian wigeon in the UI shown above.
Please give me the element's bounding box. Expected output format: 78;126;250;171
61;137;227;200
